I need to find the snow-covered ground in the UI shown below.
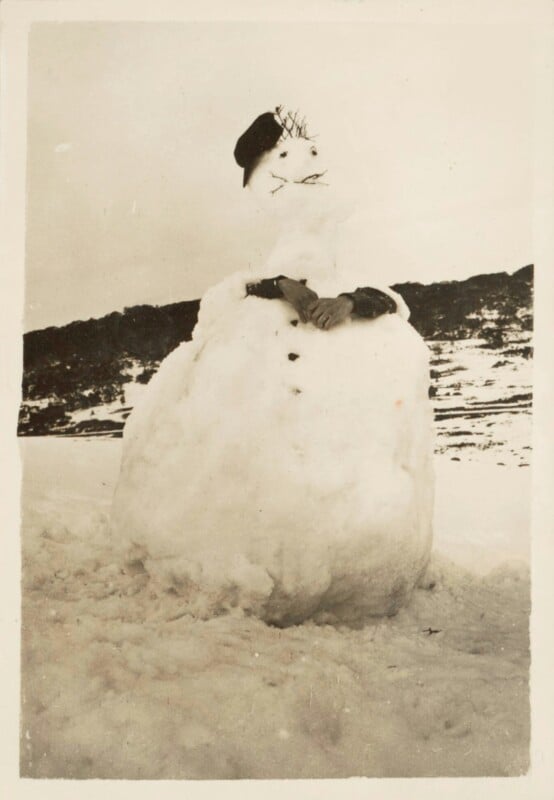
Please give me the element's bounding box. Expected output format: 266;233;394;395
21;330;533;465
19;438;530;778
430;336;532;467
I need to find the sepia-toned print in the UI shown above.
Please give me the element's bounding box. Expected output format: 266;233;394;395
19;20;532;779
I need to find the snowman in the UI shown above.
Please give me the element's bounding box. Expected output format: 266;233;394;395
111;107;434;626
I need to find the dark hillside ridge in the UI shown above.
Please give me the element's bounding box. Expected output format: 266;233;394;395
392;264;532;342
19;265;532;436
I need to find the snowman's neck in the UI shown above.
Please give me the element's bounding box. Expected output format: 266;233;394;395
262;218;339;285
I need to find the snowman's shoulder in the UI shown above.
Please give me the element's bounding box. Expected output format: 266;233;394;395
196;270;253;331
384;286;411;321
201;270;252;305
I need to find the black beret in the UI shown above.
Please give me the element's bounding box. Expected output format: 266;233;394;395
233;111;284;187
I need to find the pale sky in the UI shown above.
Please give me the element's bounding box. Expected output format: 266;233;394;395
25;21;533;331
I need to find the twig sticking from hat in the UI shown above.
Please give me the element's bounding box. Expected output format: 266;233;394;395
274;106;312;139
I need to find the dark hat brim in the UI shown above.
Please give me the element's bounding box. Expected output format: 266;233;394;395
242;159;258;187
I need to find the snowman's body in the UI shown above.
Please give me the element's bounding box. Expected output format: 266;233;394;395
111;123;434;625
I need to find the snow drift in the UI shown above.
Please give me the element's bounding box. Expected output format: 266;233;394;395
20;439;530;779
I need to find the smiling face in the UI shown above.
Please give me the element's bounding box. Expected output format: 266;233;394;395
266;136;327;188
248;136;328;195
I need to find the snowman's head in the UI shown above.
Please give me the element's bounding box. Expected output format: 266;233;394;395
234;107;331;220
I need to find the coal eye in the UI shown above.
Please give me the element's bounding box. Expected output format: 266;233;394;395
311;148;318;156
279;151;288;158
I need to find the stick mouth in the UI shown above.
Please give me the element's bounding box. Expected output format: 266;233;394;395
268;170;329;195
295;171;328;185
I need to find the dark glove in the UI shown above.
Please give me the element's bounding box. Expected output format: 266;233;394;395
339;287;397;318
246;275;307;299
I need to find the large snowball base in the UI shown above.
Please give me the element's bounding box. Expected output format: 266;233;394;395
111;272;434;625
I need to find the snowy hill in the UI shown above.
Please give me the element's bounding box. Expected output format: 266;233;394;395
18;265;533;465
